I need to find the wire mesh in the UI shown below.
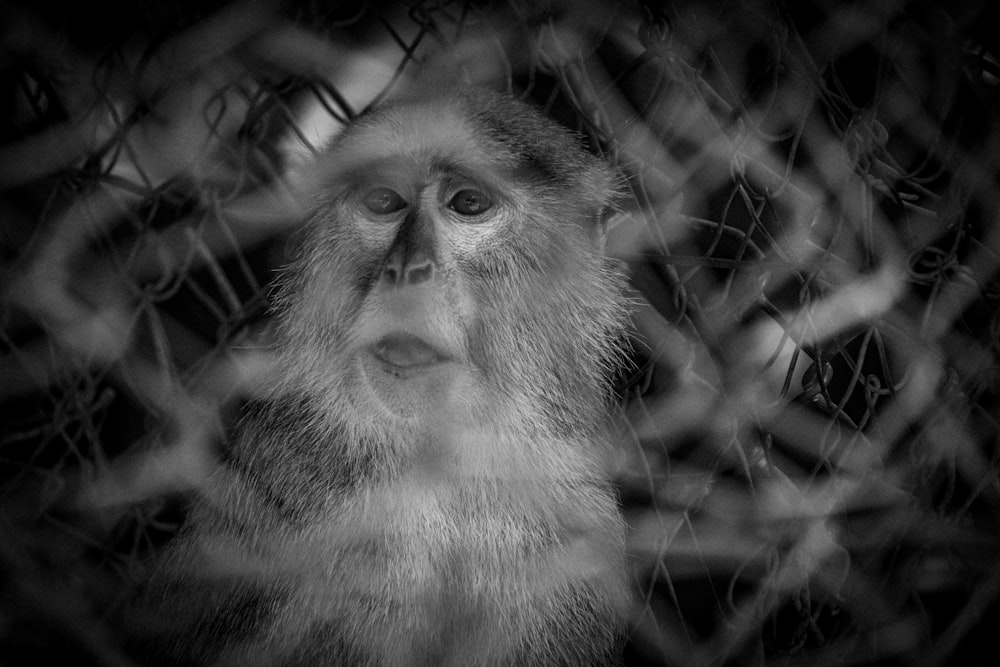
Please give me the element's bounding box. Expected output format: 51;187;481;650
1;0;999;665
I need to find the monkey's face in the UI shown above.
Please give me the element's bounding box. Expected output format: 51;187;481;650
280;91;625;433
326;152;502;420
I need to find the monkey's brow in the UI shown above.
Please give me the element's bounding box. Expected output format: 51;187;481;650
348;159;414;183
427;157;515;189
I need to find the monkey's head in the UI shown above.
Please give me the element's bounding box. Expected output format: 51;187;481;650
275;89;628;447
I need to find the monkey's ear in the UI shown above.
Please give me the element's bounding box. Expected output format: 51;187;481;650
591;162;632;249
595;206;627;250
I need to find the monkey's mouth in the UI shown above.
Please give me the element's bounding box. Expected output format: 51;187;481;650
369;333;450;370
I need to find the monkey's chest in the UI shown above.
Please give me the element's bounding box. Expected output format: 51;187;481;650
274;484;557;664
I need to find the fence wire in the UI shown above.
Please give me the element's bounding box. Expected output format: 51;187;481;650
1;0;999;665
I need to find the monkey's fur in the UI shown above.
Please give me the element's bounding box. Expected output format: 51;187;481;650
129;89;630;666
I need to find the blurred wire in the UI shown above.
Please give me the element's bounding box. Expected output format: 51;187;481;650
1;1;999;665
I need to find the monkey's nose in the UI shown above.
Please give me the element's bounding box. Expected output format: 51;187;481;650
380;256;435;287
404;260;434;284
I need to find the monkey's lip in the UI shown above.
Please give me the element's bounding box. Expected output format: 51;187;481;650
369;333;450;370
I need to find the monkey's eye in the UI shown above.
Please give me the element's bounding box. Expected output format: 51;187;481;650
362;187;407;214
448;189;492;217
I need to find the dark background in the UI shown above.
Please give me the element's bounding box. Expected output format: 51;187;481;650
1;1;999;665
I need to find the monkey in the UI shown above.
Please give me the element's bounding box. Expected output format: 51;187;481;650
125;88;631;666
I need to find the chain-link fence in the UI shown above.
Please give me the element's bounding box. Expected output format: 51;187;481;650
1;0;999;665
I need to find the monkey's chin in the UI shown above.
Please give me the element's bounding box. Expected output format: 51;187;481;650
357;333;462;419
